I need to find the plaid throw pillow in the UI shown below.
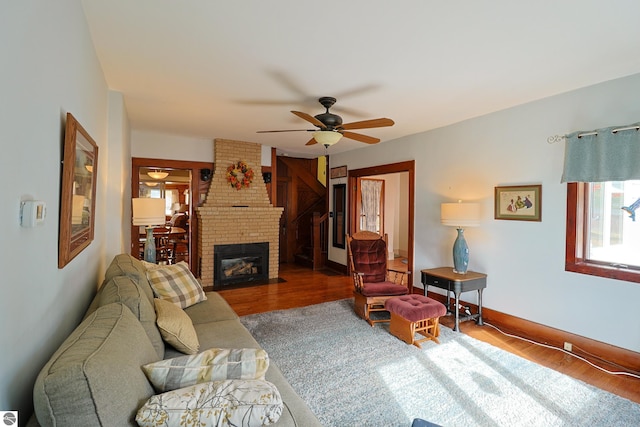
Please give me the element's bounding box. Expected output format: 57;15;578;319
142;348;270;392
146;262;207;308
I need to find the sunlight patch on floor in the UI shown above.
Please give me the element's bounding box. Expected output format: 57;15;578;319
375;337;605;425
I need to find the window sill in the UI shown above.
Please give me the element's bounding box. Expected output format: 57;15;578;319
566;261;640;284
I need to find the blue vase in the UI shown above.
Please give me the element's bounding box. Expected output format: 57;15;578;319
452;228;469;274
144;227;157;263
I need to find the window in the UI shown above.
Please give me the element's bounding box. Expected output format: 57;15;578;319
164;189;179;215
566;180;640;283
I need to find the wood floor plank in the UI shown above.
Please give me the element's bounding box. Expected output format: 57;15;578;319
218;263;640;404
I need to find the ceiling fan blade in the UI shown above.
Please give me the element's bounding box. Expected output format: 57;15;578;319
305;137;318;146
341;131;380;144
339;118;394;130
256;129;313;133
291;111;327;129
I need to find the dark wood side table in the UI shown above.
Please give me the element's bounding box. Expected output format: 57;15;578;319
420;267;487;332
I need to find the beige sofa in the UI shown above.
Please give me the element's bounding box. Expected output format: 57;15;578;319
31;254;320;426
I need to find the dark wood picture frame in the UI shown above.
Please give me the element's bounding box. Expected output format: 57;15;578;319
330;165;347;179
332;184;346;248
58;113;98;268
494;184;541;221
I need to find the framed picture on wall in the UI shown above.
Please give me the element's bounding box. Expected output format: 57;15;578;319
494;184;542;221
330;165;347;179
58;113;99;268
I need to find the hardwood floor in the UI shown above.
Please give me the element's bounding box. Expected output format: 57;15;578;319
218;263;640;405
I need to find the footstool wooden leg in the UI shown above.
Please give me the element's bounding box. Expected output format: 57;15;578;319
389;312;415;345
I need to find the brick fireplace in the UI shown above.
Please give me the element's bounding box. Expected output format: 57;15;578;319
197;138;283;290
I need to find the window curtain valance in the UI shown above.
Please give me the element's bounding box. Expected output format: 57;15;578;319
561;123;640;183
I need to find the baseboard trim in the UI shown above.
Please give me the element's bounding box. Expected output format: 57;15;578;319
325;259;348;275
421;290;640;374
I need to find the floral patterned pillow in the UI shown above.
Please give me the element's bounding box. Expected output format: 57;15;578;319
136;379;283;427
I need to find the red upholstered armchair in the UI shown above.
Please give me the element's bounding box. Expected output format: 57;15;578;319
347;231;411;326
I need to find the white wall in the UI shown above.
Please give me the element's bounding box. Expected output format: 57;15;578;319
131;130;273;166
132;129;214;162
105;91;131;264
0;0;128;417
331;73;640;353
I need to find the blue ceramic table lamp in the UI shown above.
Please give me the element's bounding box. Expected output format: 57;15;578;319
441;201;480;274
132;198;166;263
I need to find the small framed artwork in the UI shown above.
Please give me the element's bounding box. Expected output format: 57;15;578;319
494;185;542;221
330;165;347;179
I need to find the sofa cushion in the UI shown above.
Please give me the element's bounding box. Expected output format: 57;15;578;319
146;261;207;309
142;348;270;392
96;275;165;358
33;303;159;427
103;253;155;303
155;298;200;354
184;292;239;325
135;380;283;427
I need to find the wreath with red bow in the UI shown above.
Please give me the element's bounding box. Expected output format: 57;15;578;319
226;161;255;190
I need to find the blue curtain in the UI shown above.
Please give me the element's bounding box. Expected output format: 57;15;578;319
561;123;640;183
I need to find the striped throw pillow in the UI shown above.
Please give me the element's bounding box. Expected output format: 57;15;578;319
146;262;207;308
142;348;270;392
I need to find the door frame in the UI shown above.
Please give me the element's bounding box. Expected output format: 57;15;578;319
348;160;415;274
131;157;213;274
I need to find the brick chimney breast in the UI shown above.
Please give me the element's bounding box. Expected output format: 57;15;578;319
197;139;283;289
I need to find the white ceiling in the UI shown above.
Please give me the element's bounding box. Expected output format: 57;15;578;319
81;0;640;158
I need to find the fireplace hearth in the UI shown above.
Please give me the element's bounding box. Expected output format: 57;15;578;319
214;242;269;289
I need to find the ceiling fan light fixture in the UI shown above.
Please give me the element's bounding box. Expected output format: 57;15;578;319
147;170;169;180
313;130;342;146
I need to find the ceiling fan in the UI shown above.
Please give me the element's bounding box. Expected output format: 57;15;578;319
257;97;394;147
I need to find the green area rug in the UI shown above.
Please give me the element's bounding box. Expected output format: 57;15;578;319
240;299;640;427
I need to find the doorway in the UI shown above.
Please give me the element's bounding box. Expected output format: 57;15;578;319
348;161;415;274
131;158;213;274
356;178;385;235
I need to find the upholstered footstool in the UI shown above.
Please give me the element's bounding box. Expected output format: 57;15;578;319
385;294;447;348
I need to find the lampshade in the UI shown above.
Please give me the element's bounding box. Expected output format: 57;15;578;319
147;170;169;180
441;202;481;228
132;198;166;226
313;130;342;146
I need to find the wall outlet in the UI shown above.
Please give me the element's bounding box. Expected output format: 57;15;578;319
563;342;572;352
